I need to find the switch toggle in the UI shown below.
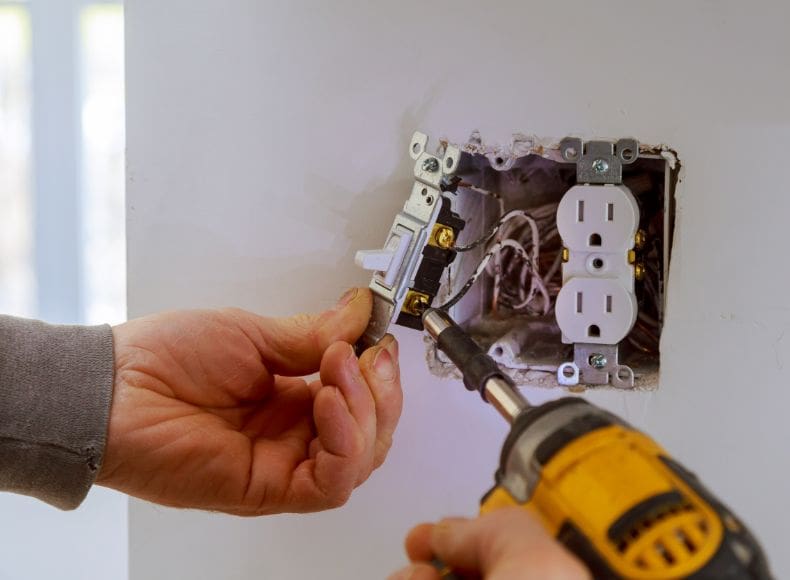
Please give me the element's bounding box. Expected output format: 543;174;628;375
355;226;414;288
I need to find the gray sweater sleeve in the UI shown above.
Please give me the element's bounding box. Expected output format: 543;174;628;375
0;316;115;510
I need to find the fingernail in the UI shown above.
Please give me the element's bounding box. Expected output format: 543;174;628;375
387;335;399;359
335;288;358;309
345;344;366;384
373;347;396;381
333;387;350;412
378;333;399;358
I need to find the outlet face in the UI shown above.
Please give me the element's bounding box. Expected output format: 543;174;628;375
557;185;639;257
555;277;638;344
556;183;639;348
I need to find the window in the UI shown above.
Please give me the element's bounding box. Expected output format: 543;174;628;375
0;2;127;579
0;6;33;317
0;1;126;325
81;4;126;324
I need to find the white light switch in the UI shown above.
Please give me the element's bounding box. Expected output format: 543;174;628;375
355;226;414;289
355;249;395;272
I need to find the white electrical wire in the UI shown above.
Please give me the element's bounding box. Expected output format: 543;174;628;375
439;201;563;315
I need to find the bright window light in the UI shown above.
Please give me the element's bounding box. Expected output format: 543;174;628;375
0;7;34;318
81;4;126;325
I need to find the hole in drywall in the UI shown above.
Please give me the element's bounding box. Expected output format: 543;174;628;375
589;233;601;247
429;138;679;390
588;325;601;338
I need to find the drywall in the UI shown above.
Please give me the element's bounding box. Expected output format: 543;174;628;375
0;488;126;580
125;1;790;578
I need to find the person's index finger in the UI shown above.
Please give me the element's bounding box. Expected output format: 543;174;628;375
358;334;403;469
226;287;373;377
319;342;376;433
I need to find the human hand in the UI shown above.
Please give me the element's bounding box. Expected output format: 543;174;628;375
97;288;402;515
390;508;590;580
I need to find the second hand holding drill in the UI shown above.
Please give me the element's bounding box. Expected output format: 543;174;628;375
422;308;770;579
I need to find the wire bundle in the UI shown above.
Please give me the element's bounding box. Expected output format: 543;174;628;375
439;191;563;315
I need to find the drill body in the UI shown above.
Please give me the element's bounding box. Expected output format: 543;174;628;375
422;309;771;579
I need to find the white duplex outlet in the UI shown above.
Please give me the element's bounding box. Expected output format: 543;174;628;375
555;184;640;345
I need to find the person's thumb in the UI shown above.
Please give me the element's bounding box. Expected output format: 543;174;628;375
227;288;373;376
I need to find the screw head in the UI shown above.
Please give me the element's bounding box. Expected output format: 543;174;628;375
589;353;608;370
434;226;455;249
591;158;609;174
405;292;430;316
635;229;647;249
634;263;646;281
422;157;440;173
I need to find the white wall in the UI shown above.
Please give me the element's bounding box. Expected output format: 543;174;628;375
0;488;127;580
125;1;790;578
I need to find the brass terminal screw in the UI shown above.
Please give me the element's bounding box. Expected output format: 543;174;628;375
634;263;646;281
628;250;637;265
404;292;430;316
434;226;456;249
562;247;570;262
635;230;647;249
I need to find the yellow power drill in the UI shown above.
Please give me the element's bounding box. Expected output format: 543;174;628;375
422;308;771;579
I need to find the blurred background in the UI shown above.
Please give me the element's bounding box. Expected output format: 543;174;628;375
0;1;127;578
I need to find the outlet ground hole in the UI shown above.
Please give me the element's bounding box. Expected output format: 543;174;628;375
588;324;601;338
589;233;602;247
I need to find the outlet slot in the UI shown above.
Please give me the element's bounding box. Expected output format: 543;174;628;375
427;138;679;390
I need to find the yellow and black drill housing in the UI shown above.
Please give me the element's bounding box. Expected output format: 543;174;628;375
481;398;770;579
